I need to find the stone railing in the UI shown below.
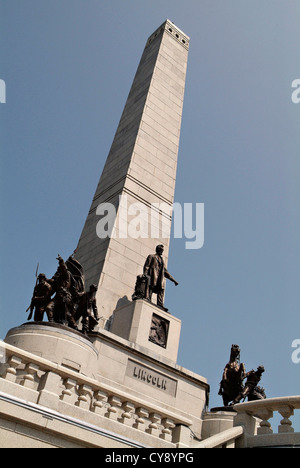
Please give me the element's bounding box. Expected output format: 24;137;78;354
233;396;300;448
0;341;192;447
196;425;245;448
198;397;300;448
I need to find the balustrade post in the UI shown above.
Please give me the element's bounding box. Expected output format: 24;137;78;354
133;407;149;431
20;363;39;389
160;418;175;442
75;384;93;410
106;396;122;421
256;408;273;435
278;406;294;433
91;390;108;416
2;356;22;383
60;378;77;403
120;401;135;426
147;413;162;437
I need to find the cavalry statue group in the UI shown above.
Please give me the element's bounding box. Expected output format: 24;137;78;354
218;344;266;405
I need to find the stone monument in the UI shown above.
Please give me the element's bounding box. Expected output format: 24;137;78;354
0;21;210;448
1;19;294;450
74;19;190;327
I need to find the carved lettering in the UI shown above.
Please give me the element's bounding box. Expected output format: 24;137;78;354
126;360;177;397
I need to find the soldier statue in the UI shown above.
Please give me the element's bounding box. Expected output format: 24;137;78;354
44;255;76;327
27;273;53;322
75;284;100;334
232;366;266;404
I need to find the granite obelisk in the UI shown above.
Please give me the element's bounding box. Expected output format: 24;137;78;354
75;20;190;326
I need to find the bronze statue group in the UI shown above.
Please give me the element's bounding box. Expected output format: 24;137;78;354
28;244;178;334
219;344;266;406
27;255;99;335
27;249;266;405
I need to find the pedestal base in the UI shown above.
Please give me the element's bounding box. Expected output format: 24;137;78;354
4;322;98;377
110;300;181;364
211;406;237;413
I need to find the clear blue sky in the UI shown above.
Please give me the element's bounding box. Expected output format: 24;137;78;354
1;1;299;430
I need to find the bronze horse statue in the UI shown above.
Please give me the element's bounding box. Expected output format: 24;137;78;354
219;344;246;407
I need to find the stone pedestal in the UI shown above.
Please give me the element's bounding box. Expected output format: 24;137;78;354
110;299;181;364
201;411;236;440
4;322;98;378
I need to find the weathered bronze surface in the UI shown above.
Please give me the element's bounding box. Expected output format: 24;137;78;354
149;313;169;349
232;366;266;404
133;245;178;311
218;345;266;407
27;273;53;322
74;284;100;334
218;344;246;407
27;254;99;335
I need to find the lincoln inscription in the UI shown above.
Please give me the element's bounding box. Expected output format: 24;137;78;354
126;360;177;397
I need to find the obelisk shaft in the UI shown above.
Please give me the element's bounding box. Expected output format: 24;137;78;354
75;20;190;325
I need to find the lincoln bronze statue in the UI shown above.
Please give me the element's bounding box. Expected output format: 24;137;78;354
133;244;179;311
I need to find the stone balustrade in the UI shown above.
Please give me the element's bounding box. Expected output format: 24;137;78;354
233;397;300;448
0;341;191;447
199;397;300;448
2;339;298;448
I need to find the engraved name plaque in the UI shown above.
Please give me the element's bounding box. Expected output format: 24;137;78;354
126;359;177;397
